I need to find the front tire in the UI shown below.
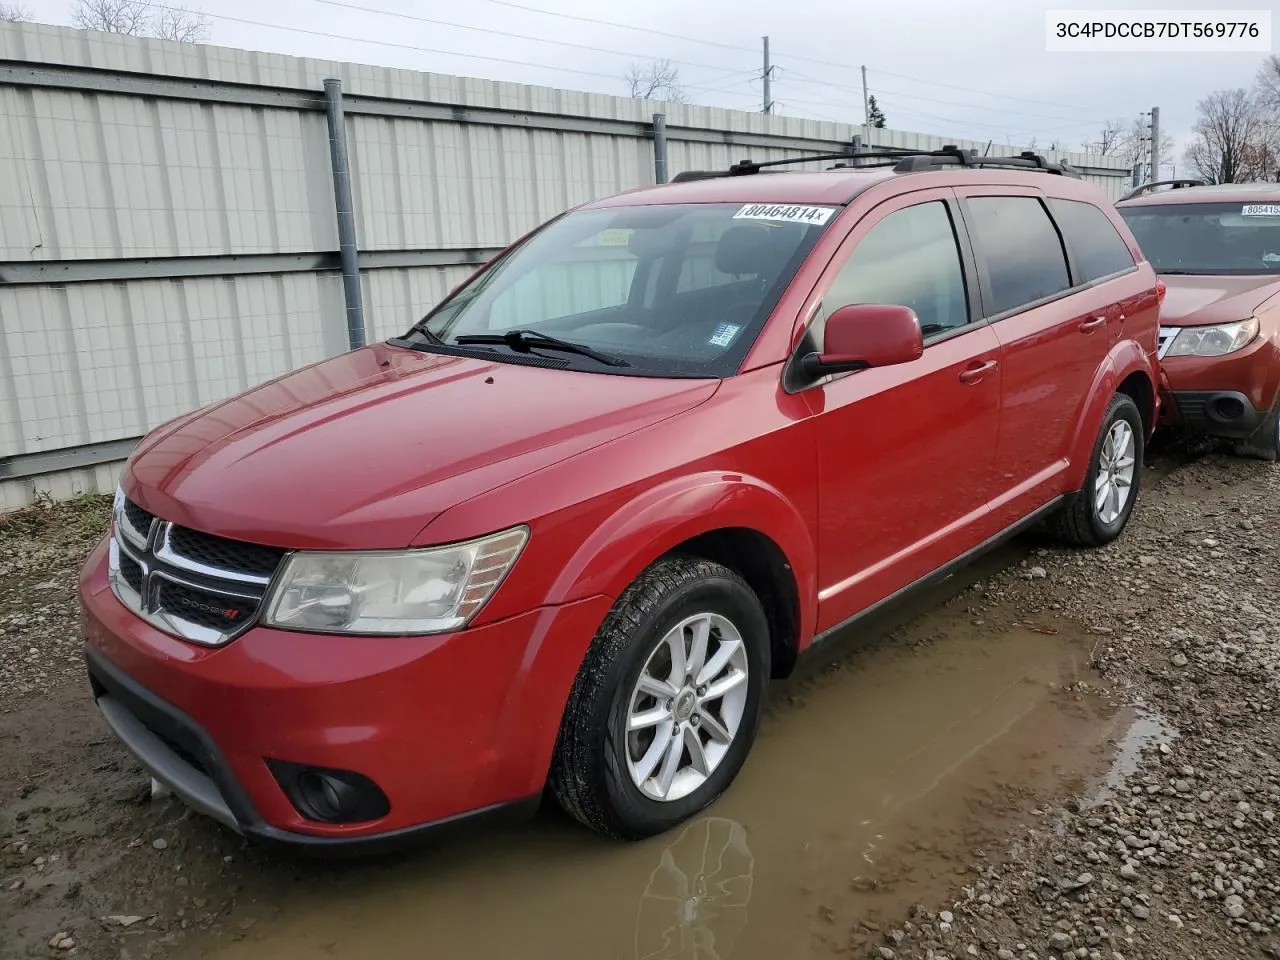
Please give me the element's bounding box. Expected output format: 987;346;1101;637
549;555;770;841
1049;392;1144;548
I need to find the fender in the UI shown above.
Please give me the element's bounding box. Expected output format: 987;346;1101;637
1063;339;1157;492
545;471;819;646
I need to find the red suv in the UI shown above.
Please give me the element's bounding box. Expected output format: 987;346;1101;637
1116;180;1280;460
80;147;1162;850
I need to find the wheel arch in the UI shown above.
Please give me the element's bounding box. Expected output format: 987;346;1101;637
1064;342;1157;492
545;472;817;679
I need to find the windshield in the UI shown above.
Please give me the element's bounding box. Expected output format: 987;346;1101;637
1118;201;1280;275
398;202;837;377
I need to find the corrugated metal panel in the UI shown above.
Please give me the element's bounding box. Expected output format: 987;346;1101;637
0;273;340;458
361;264;479;344
0;460;122;513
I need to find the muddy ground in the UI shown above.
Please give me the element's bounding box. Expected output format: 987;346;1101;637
1;443;1277;960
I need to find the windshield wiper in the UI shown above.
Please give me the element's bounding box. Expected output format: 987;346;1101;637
454;329;630;367
405;318;444;343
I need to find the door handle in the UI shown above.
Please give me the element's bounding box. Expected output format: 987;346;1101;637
1079;316;1107;333
958;359;998;385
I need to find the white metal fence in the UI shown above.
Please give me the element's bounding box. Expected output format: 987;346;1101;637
0;21;1133;510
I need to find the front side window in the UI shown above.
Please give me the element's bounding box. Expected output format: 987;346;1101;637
824;201;971;338
401;202;836;377
965;196;1071;315
1118;201;1280;275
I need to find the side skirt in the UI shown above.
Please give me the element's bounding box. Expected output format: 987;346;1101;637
809;495;1065;648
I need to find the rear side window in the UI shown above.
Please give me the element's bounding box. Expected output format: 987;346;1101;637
965;196;1071;315
1051;199;1136;282
825;201;971;337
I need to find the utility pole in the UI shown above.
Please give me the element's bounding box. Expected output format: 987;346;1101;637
861;65;869;126
762;36;774;114
1150;106;1161;182
1136;110;1150;183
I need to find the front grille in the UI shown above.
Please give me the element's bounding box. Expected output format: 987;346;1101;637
118;551;144;594
167;526;285;579
108;497;289;647
1157;326;1178;359
123;499;155;536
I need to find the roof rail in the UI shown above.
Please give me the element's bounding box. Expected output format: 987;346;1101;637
1119;178;1209;201
669;144;1082;182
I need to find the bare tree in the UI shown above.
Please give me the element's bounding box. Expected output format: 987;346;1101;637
72;0;152;34
1082;119;1127;156
1184;88;1277;183
0;2;33;20
153;4;209;42
1256;54;1280;116
625;60;687;103
70;0;210;42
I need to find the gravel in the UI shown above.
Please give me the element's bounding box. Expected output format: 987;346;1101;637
0;493;112;709
853;451;1280;960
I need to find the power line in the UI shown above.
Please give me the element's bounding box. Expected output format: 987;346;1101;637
303;0;1115;122
471;0;762;55
140;3;625;81
306;0;754;80
871;67;1105;115
782;70;1109;126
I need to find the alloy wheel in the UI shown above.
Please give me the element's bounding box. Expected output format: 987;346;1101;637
1095;419;1136;525
625;613;749;802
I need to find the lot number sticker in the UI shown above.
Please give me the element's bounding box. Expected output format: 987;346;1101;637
708;323;742;347
733;203;836;226
1242;204;1280;217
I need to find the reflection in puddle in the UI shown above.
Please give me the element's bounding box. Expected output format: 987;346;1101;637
636;817;753;960
191;617;1146;960
1084;703;1178;809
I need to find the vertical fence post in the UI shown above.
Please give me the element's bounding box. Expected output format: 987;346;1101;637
323;78;366;351
653;113;668;184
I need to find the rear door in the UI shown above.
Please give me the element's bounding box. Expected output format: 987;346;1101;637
955;188;1136;529
797;189;1004;633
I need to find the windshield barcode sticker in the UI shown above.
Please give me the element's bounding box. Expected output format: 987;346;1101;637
733;204;836;226
1241;204;1280;217
708;323;741;347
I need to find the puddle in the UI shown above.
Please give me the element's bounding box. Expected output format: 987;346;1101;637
185;588;1147;960
1082;703;1178;809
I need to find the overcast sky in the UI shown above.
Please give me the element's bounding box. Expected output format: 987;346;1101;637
23;0;1271;167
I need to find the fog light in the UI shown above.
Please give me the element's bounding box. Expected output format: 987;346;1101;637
267;760;391;824
1212;396;1245;421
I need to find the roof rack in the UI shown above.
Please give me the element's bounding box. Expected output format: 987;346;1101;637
1118;178;1208;201
669;144;1082;182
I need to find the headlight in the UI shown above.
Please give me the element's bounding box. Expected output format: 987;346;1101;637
262;526;529;635
1166;318;1260;358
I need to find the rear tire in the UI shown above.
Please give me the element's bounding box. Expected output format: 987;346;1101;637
1049;392;1144;548
1232;400;1280;462
548;555;770;841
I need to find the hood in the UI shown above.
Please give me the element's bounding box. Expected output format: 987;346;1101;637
1159;274;1280;326
123;343;719;549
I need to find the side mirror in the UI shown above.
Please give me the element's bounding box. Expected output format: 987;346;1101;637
800;303;924;379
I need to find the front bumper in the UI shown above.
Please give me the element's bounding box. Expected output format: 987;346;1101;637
1167;390;1266;440
1158;329;1280;439
78;537;613;852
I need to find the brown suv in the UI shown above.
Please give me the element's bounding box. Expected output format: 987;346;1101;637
1117;181;1280;460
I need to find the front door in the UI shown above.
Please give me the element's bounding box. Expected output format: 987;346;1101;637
798;189;1003;634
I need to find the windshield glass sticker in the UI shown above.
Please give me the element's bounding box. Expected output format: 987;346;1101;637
708;323;742;348
1241;204;1280;217
596;228;633;246
732;204;836;226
